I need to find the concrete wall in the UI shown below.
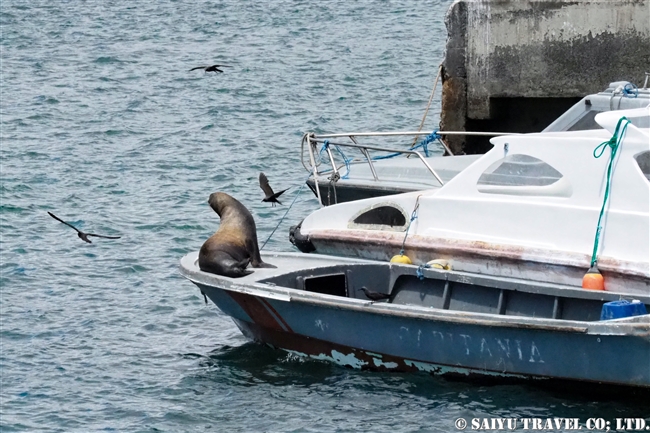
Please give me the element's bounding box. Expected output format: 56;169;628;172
441;0;650;154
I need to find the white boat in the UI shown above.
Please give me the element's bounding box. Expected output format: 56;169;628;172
291;106;650;295
302;81;650;206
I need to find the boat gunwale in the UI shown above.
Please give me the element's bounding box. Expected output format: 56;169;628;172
306;228;650;279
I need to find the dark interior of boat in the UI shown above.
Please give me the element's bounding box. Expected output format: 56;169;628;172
260;264;650;323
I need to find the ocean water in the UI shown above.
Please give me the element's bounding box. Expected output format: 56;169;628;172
1;1;647;432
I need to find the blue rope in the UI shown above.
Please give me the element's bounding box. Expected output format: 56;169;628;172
622;83;638;98
589;116;630;267
399;196;422;256
416;263;431;280
319;140;351;179
334;146;351;179
372;151;403;161
372;130;440;161
318;140;330;164
410;130;441;157
319;130;441;176
260;175;309;251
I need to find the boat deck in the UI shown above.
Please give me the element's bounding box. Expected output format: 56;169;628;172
180;252;650;326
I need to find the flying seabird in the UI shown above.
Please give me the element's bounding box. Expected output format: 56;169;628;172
259;172;289;207
48;212;121;244
359;287;391;301
189;64;232;73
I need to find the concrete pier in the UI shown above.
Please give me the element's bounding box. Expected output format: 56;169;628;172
441;0;650;154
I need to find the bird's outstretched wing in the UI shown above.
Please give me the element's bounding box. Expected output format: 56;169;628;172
259;172;275;197
271;188;289;202
49;211;120;243
87;233;122;240
190;64;232;72
48;212;82;233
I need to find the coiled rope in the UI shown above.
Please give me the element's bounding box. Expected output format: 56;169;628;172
589;116;630;267
622;83;639;98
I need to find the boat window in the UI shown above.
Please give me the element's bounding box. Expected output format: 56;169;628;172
354;206;406;226
477;154;571;196
568;110;603;131
479;155;562;186
635;151;650;182
348;203;409;231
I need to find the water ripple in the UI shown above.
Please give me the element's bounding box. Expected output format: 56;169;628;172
4;1;643;432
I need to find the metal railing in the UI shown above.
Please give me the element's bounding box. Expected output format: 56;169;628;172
300;130;516;206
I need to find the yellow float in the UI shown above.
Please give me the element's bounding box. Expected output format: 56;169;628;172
427;259;451;270
390;254;412;264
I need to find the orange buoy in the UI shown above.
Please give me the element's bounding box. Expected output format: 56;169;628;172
582;265;605;291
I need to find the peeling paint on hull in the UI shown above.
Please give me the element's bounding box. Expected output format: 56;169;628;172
229;317;647;388
307;229;650;295
234;318;526;378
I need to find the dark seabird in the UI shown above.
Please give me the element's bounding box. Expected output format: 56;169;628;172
359;287;391;301
48;212;121;244
189;64;232;73
259;172;289;207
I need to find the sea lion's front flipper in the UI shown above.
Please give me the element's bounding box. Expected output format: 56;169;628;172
246;236;277;269
249;251;277;268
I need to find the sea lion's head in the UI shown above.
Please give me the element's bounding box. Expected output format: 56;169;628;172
208;192;232;217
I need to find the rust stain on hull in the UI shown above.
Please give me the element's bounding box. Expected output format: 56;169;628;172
226;291;293;333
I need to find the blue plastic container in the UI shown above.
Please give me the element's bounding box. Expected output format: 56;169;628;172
600;300;648;320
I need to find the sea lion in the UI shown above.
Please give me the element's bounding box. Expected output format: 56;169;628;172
198;192;275;278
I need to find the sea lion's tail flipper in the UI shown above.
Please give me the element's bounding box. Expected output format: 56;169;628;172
198;253;253;278
234;257;252;270
254;261;277;269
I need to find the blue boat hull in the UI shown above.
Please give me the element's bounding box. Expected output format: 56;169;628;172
197;283;650;388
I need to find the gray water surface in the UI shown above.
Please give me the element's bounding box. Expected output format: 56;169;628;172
1;1;647;432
